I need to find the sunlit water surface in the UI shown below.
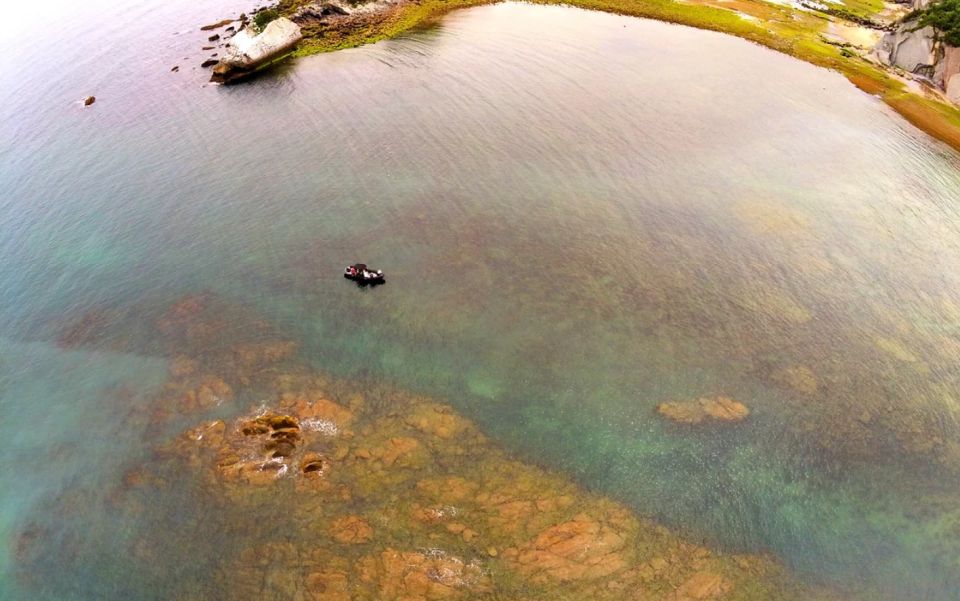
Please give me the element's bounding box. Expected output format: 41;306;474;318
3;1;960;599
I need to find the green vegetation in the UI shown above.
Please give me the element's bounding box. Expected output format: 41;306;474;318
917;0;960;46
254;7;280;31
827;0;884;19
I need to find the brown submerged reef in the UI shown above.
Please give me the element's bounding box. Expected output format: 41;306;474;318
194;0;960;152
16;293;839;601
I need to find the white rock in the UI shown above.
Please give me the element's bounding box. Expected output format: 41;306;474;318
220;17;302;69
947;73;960;105
939;45;960;104
873;21;938;74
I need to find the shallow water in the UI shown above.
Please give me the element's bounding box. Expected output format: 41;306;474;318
3;1;960;599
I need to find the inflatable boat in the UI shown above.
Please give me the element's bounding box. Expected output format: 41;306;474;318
344;263;385;285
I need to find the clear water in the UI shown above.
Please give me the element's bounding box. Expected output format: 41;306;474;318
3;1;960;599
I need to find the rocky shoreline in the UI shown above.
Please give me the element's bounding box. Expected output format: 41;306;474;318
191;0;412;83
872;3;960;105
188;0;960;151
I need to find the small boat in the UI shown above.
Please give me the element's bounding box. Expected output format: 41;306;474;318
344;263;385;285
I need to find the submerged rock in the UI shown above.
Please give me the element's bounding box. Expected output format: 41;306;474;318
405;403;470;439
874;336;919;363
329;515;373;544
508;512;628;582
130;380;805;600
210;17;302;84
358;548;491;600
771;365;819;395
233;340;298;369
675;571;734;600
177;374;232;412
657;396;750;425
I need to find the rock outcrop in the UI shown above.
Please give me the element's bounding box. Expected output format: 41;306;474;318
872;8;960;105
211;17;302;83
873;21;939;75
941;45;960;103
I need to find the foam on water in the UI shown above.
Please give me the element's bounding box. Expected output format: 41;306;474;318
300;417;341;436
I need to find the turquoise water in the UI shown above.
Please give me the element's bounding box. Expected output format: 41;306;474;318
3;1;960;599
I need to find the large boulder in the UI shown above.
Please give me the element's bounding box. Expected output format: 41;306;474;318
941;45;960;104
873;21;939;75
874;21;960;105
211;17;302;83
948;73;960;104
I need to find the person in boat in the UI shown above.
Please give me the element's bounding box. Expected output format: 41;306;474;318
344;263;384;282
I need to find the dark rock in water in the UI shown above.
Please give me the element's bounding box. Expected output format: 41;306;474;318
200;18;234;31
171;65;179;72
201;59;218;68
208;34;220;42
226;26;235;32
202;45;215;50
83;96;95;106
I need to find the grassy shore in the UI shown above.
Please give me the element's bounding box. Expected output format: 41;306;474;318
270;0;960;153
